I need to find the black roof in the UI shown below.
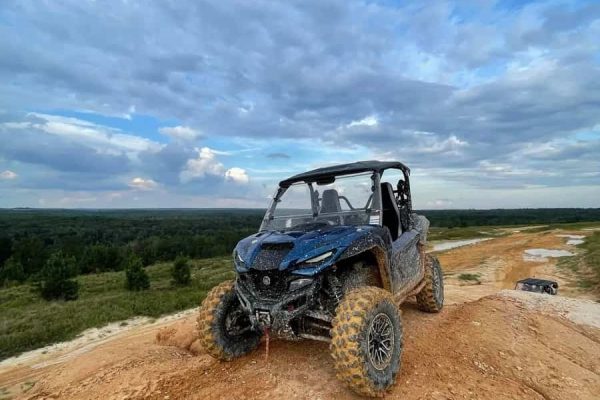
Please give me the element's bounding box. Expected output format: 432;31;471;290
517;278;559;287
279;160;409;187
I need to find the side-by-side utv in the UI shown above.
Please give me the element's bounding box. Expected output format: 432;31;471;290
197;160;444;397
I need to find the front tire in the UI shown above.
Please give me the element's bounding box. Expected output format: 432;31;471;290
330;287;403;397
197;280;261;360
416;254;444;313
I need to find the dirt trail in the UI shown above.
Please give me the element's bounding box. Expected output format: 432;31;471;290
437;229;595;304
1;229;599;400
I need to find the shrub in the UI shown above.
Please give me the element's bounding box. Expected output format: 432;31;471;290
171;255;191;286
124;255;150;291
458;273;480;282
39;252;79;301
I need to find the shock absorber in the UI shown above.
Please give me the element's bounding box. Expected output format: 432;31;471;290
327;274;343;306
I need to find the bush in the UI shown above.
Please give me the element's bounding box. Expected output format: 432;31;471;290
39;252;79;301
171;255;191;286
124;255;150;291
458;273;480;282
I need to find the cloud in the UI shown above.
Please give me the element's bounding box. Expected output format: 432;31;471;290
0;170;17;180
159;125;202;141
426;199;453;209
179;147;226;183
0;115;133;176
266;152;291;159
128;177;158;190
1;1;600;207
225;167;249;184
346;115;378;128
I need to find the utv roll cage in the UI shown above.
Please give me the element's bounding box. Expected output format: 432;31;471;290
266;160;413;238
515;278;559;295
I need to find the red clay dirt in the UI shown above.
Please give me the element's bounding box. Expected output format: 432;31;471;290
1;230;599;400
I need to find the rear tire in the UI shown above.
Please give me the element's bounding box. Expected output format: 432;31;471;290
416;254;444;313
330;287;403;397
197;280;261;360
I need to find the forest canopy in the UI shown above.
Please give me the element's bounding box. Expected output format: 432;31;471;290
1;208;599;285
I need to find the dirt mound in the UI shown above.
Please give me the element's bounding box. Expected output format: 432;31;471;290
155;320;204;355
4;293;598;400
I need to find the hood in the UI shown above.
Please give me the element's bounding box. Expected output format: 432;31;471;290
234;225;374;274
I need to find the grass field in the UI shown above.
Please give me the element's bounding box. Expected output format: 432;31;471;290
428;226;506;241
0;257;232;360
558;231;600;290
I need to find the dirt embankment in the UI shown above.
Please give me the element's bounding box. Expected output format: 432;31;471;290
1;229;599;400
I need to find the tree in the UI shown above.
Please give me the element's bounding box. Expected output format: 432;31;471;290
39;252;79;301
124;255;150;291
171;255;191;286
0;237;12;266
12;237;47;277
0;257;26;285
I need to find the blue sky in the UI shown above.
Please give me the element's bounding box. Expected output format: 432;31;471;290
0;0;599;209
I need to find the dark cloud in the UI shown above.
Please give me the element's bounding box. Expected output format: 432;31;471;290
0;125;131;175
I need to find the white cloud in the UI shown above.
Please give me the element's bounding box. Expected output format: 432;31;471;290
225;167;249;184
18;113;162;156
159;125;202;141
418;135;468;154
180;147;225;183
347;115;379;128
0;170;18;180
426;199;453;209
128;177;158;190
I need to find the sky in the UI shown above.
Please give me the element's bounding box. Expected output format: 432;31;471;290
0;0;599;209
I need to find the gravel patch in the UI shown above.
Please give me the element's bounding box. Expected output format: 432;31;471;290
523;248;574;262
498;290;600;329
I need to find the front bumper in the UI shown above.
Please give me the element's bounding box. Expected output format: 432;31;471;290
235;275;321;338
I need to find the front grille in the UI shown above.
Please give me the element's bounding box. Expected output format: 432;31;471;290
252;243;293;270
239;269;293;300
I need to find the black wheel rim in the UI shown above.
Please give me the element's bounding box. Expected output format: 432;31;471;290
367;313;394;370
224;306;252;337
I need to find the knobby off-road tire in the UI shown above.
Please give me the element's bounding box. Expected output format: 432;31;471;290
197;280;261;360
330;287;403;397
416;254;444;313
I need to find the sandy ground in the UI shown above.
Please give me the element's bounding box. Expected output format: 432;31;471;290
437;229;597;304
1;228;599;400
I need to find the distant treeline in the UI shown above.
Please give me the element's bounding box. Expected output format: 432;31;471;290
0;209;264;285
419;208;600;228
1;208;599;285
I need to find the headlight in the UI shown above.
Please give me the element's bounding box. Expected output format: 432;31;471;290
289;278;313;291
304;250;334;264
233;249;244;264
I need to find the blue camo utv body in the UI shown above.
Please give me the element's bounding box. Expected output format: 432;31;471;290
198;160;444;397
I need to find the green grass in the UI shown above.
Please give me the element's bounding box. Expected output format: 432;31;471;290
579;232;600;285
457;273;481;281
558;231;600;291
526;221;600;233
0;257;233;360
428;226;506;241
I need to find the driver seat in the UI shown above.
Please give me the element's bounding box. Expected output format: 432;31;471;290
380;182;400;240
321;189;341;214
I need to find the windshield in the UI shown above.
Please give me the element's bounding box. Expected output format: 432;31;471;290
260;172;382;231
